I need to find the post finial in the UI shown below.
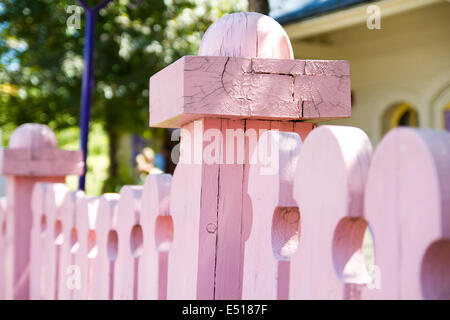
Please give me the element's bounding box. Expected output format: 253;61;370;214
198;12;294;59
8;124;58;150
1;123;83;177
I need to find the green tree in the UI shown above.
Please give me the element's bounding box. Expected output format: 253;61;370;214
248;0;269;15
0;0;246;192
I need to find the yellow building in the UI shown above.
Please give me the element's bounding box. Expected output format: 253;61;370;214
275;0;450;143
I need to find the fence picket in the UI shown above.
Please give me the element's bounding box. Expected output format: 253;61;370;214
363;128;450;299
92;193;119;300
138;173;172;300
74;196;99;300
58;190;84;300
114;186;143;300
244;130;303;299
290;126;373;299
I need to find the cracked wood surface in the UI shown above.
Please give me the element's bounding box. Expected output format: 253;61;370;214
166;118;314;299
149;56;351;128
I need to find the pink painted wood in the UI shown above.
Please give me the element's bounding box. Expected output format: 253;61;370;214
166;118;315;300
0;124;83;299
244;130;303;299
149;12;350;129
58;190;84;300
0;196;8;299
34;183;68;300
167;120;212;300
0;124;83;177
363;128;450;299
42;183;69;300
214;118;245;300
151;11;351;299
6;176;67;300
31;183;69;300
1;193;13;300
138;173;172;300
92;193;119;300
198;12;293;59
73;196;98;300
149;56;350;128
290;125;373;299
151;12;348;299
114;186;143;300
30;183;48;300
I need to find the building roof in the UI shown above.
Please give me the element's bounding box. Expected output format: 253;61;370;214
274;0;376;25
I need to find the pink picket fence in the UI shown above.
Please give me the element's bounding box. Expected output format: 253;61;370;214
0;12;449;300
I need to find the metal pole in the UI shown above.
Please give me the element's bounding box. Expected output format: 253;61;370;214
77;0;113;191
78;8;96;191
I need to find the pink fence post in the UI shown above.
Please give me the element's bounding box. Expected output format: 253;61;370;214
149;12;350;299
30;182;50;300
0;124;83;299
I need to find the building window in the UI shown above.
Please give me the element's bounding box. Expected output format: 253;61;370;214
444;103;450;131
382;103;418;135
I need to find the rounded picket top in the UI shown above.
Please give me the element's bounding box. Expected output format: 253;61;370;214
92;193;119;300
363;127;450;300
95;194;120;259
198;12;294;59
73;195;99;300
166;163;203;300
45;183;70;224
142;173;172;218
58;189;84;300
140;173;172;253
116;185;143;254
291;125;373;299
114;185;143;300
75;196;99;236
8;123;58;149
138;173;173;300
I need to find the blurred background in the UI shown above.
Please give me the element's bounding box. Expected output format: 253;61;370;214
0;0;449;196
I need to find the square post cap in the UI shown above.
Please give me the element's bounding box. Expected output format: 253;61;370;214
149;12;351;128
0;124;84;177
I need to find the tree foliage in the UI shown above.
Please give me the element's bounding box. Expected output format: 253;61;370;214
0;0;246;132
0;0;247;190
